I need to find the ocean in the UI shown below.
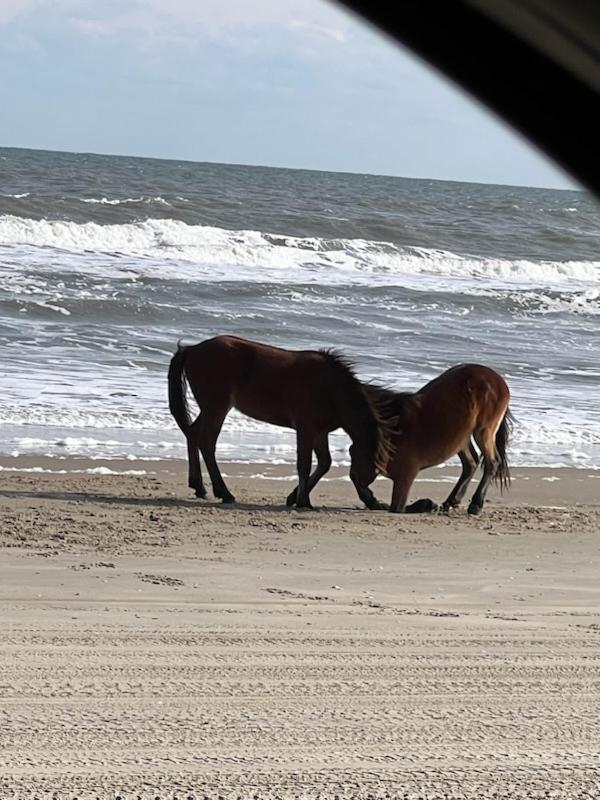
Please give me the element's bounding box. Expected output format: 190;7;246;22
1;146;599;471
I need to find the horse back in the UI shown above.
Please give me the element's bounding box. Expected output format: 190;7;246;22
419;363;510;429
180;335;346;429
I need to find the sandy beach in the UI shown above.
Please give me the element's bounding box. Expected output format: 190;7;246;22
1;458;599;799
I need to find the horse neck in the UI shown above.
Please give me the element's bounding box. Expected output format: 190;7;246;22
339;397;376;448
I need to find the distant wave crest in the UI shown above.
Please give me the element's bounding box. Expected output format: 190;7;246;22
79;196;171;206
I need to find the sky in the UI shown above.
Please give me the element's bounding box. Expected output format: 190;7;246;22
0;0;576;188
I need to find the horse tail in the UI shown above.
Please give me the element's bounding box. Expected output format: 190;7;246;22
168;342;191;435
494;407;513;492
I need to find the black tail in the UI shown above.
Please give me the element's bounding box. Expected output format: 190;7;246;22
495;408;513;492
168;343;191;435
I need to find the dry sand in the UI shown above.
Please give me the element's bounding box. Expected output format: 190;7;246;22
0;457;599;799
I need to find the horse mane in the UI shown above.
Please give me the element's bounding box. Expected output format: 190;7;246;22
365;383;414;424
319;350;392;472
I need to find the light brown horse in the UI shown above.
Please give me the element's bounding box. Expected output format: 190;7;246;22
358;364;512;515
168;335;389;508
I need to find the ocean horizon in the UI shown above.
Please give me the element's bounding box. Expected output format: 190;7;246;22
2;144;578;191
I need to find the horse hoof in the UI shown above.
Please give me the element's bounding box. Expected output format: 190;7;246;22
194;489;207;499
221;494;236;504
295;502;314;510
286;492;297;507
369;500;389;511
467;503;482;516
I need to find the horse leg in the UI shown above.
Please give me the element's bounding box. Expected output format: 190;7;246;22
387;453;434;513
468;429;498;515
294;428;315;509
286;433;331;507
389;464;420;513
197;406;235;504
186;417;206;498
348;444;387;510
350;475;388;510
442;442;479;512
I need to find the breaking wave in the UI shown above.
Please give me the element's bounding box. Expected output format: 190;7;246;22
1;215;598;289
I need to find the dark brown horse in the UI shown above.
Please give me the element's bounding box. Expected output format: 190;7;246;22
168;335;389;508
360;364;512;515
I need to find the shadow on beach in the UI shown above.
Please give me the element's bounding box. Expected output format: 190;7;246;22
0;488;361;514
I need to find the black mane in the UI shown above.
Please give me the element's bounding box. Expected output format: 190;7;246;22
319;349;389;470
364;382;415;429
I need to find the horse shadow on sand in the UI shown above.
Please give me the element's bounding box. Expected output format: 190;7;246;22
0;487;373;515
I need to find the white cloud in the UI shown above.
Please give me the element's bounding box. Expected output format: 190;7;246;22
142;0;350;30
288;19;346;43
2;0;353;42
0;0;44;24
56;0;356;61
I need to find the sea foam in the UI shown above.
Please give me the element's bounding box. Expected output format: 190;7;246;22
1;215;598;290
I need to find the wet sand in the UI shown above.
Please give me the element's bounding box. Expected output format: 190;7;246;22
1;458;599;799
